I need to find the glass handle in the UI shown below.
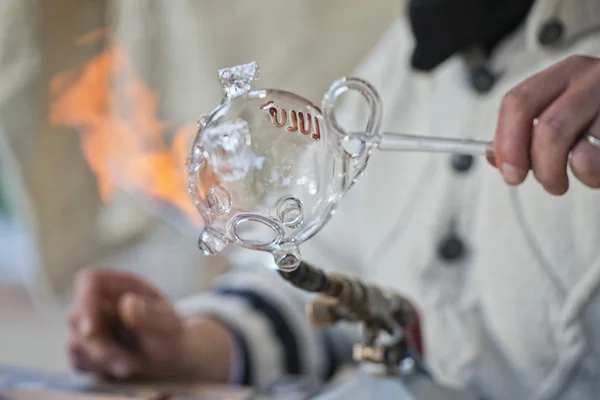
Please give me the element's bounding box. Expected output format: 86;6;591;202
322;77;384;192
323;77;495;158
322;76;383;159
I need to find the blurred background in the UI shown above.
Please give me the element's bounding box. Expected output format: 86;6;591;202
0;0;400;373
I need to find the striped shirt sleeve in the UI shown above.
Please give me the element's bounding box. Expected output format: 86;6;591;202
175;249;359;386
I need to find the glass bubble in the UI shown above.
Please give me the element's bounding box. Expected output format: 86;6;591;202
276;196;304;229
206;185;232;215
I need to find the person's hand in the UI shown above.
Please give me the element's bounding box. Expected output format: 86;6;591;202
492;55;600;195
68;267;234;381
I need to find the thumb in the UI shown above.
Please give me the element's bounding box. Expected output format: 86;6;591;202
118;293;181;338
487;141;498;168
486;152;498;168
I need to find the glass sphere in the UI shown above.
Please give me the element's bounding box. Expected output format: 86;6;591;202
187;61;381;271
187;89;348;262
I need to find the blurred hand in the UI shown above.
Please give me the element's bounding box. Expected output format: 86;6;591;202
68;267;233;381
492;55;600;195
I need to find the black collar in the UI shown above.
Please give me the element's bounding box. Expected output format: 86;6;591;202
408;0;535;71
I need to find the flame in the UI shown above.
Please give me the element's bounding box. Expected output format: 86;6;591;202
48;31;202;227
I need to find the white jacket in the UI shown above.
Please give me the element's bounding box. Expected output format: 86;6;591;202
180;1;600;399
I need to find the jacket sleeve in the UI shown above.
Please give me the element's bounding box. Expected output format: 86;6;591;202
175;247;359;386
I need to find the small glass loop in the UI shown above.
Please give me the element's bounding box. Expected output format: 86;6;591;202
206;184;232;215
276;196;304;229
229;213;284;249
322;77;383;159
275;252;301;272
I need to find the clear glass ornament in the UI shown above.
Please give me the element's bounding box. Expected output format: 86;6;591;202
188;62;493;271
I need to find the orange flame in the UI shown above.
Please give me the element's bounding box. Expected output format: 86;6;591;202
48;31;201;227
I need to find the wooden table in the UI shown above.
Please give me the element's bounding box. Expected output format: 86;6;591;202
0;365;250;399
1;387;249;400
1;390;133;400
